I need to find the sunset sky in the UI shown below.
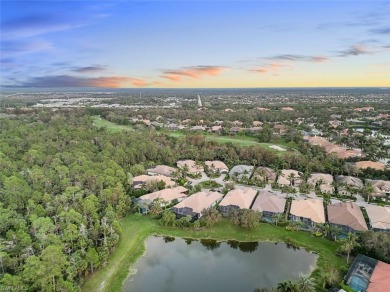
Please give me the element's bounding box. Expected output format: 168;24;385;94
1;1;389;88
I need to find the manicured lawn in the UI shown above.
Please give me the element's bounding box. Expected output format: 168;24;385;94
92;115;134;132
82;215;346;292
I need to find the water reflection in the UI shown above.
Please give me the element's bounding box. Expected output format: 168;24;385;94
163;236;175;243
200;239;221;250
124;236;317;292
227;240;259;253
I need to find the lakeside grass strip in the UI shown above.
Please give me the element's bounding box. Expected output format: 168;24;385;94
82;215;345;292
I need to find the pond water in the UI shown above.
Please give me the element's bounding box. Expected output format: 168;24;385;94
124;236;317;292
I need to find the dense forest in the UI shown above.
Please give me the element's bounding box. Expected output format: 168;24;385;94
0;109;388;291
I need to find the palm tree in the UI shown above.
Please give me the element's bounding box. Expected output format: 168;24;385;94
277;280;296;292
287;173;296;186
339;232;360;264
362;182;375;203
201;207;221;227
272;213;283;227
296;273;315;292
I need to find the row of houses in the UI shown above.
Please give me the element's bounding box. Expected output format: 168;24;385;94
134;162;390;201
231;165;390;198
135;185;390;233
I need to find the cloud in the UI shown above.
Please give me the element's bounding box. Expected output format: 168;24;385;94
265;54;328;63
249;63;291;74
1;39;53;56
369;27;390;35
338;44;371;57
161;66;225;82
72;66;107;73
8;75;149;88
1;15;84;40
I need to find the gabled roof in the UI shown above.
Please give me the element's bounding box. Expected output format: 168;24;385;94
327;202;368;231
290;199;325;223
367;261;390;292
139;186;188;202
219;188;257;209
251;190;286;213
173;191;224;214
365;205;390;230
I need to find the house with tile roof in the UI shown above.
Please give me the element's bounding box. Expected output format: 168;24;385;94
327;202;368;234
289;198;325;228
218;188;257;213
171;191;224;219
307;173;334;194
251;190;286;219
365;205;390;231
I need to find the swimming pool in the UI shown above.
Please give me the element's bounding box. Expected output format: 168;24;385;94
348;274;369;292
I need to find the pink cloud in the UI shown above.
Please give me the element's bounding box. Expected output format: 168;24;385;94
250;63;289;74
161;65;225;82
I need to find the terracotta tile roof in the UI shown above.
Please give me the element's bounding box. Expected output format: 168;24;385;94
367;261;390;292
277;169;301;186
173;191;224;214
177;160;204;174
251;190;286;213
290;199;325;223
365;205;390;230
335;175;364;189
205;161;228;171
147;165;176;177
219;187;257;209
307;173;334;193
139;186;188;202
366;180;390;197
229;165;254;179
133;175;175;188
327;202;368;231
252;167;277;182
355;161;385;171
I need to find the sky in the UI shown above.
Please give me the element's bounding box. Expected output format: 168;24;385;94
1;0;389;88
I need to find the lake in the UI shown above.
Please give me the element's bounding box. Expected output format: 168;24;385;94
124;236;317;292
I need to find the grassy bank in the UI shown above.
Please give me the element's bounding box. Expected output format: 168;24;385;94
82;215;345;292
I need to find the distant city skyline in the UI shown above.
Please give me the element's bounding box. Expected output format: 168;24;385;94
1;1;389;88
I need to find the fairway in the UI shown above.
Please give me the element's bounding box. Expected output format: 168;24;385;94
82;215;345;292
92;116;294;154
92;115;134;132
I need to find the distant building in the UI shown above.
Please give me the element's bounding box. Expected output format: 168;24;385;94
197;94;202;107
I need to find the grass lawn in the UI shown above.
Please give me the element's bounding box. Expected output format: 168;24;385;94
82;215;346;292
92;115;134;133
91;116;295;154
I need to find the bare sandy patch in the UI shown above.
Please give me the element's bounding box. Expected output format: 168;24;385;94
269;145;287;151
